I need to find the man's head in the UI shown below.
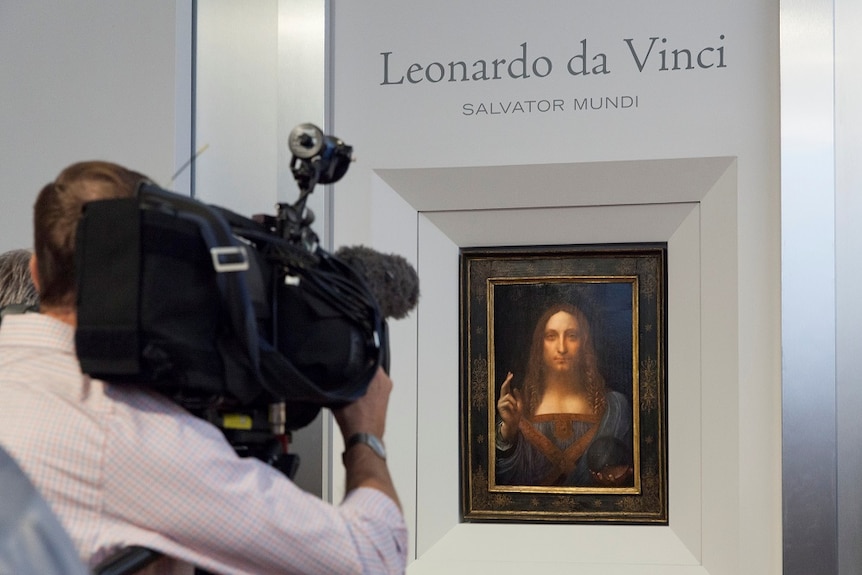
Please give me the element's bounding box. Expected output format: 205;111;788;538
32;161;148;311
0;249;38;309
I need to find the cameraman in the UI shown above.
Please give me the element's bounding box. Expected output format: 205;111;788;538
0;161;407;574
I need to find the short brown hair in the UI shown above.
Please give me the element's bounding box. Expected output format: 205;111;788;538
33;161;148;308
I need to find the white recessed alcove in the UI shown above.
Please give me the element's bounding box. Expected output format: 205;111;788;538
375;157;734;213
357;156;744;574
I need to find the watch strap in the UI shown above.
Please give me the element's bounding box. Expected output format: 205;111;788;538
343;432;386;462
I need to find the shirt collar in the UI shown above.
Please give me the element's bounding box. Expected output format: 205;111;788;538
0;312;76;353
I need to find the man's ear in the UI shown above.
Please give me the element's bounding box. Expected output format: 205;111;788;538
29;254;41;294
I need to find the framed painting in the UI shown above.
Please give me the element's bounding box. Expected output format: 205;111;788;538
460;244;668;524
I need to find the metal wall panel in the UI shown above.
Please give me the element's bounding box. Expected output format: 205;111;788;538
781;0;838;573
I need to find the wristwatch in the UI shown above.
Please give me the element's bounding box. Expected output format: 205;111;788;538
343;432;386;462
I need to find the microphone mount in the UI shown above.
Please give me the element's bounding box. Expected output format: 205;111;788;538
281;123;353;253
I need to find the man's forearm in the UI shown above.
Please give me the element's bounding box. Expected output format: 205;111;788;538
342;444;401;509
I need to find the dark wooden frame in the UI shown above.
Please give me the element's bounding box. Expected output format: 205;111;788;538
460;244;668;524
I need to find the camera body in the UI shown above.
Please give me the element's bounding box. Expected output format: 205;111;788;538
74;125;383;475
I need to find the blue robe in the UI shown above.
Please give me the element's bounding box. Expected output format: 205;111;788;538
495;390;632;486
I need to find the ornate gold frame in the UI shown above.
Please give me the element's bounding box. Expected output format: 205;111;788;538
460;244;668;524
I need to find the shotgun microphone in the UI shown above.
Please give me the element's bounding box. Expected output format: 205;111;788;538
334;245;419;320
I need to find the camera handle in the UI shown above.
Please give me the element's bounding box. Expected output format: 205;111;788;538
281;123;353;252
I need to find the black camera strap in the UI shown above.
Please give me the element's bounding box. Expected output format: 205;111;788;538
75;197;142;375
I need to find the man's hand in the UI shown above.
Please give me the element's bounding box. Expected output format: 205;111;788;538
332;367;401;509
333;366;391;440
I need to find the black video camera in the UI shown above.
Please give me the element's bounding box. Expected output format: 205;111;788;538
75;124;385;477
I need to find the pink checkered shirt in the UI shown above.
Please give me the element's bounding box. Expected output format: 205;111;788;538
0;313;407;574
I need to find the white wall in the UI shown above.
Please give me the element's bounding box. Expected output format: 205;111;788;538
0;1;190;253
194;0;328;497
330;1;781;573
